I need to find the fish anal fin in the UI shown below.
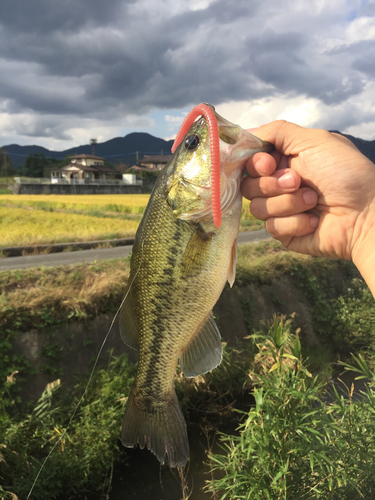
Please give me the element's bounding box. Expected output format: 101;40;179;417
121;389;189;468
227;238;238;287
119;285;139;350
180;312;222;378
181;226;214;277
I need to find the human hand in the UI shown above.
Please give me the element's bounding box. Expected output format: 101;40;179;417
241;121;375;293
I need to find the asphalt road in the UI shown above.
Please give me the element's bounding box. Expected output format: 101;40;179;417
0;228;271;271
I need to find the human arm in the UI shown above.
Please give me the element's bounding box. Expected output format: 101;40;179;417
241;120;375;296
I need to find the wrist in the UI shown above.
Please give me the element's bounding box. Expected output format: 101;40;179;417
352;205;375;297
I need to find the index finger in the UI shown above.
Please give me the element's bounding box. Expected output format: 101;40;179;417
245;151;277;178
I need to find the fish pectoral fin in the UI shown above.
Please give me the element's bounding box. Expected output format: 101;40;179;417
181;226;214;277
119;284;139;350
180;312;222;377
227;238;238;287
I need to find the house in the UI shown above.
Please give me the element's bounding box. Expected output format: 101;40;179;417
51;154;121;183
138;154;172;170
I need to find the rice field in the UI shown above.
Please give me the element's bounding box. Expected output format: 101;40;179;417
0;194;149;248
0;193;264;249
0;194;150;215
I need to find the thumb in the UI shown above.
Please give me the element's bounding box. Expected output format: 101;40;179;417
253;120;319;156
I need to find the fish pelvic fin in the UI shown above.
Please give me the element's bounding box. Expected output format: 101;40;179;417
121;389;189;468
227;237;238;287
180;312;223;377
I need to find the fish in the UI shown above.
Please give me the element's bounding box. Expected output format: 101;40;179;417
119;103;273;467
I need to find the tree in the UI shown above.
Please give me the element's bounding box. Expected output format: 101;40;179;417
0;148;15;177
19;154;70;178
19;153;46;177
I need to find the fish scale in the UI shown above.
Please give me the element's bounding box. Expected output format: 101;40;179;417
119;106;274;467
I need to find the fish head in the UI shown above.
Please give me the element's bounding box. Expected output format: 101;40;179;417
165;106;273;222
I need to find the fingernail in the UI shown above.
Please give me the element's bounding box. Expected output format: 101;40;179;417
278;172;295;189
310;216;319;229
303;190;317;205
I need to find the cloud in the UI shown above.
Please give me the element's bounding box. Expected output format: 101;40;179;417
0;0;374;149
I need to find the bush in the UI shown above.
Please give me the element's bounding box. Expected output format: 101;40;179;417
0;353;136;500
208;318;375;499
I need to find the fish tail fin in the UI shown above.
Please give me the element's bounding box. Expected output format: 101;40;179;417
121;390;189;468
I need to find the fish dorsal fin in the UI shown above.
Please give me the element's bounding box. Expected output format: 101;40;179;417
119;284;139;350
227;238;238;287
179;312;222;378
181;226;214;277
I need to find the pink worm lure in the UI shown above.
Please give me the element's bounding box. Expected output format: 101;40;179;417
171;103;222;228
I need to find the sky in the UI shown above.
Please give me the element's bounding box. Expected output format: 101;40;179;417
0;0;375;151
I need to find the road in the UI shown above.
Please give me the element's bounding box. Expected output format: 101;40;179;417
0;228;271;271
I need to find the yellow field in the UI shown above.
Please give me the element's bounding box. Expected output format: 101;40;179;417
0;206;140;248
0;194;150;214
0;193;264;249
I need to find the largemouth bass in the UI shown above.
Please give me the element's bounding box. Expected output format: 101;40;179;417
120;104;273;467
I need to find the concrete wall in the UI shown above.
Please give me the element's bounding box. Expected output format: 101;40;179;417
13;276;320;402
11;183;143;195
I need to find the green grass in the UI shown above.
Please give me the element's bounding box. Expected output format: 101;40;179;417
1;242;375;498
207;320;375;499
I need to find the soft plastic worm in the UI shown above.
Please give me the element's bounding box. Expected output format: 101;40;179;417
171;103;222;228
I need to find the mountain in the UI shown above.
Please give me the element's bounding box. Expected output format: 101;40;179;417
3;132;175;170
2;130;375;171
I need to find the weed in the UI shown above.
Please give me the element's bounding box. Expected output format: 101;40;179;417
207;318;375;499
0;353;136;499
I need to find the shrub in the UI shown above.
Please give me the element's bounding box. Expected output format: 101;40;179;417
0;353;136;500
208;318;375;499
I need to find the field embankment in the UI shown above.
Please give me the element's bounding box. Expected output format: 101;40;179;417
0;241;369;402
1;241;375;498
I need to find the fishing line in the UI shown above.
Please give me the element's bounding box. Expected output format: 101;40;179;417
26;194;165;499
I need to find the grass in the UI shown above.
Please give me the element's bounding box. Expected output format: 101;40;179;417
207;321;375;499
239;206;266;232
0;353;137;499
1;242;374;498
0;241;353;328
0;259;130;326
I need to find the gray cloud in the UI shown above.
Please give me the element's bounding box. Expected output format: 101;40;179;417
0;0;374;143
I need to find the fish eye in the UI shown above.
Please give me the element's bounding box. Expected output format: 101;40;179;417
184;134;200;151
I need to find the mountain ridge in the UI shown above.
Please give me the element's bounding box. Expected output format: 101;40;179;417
2;132;175;170
1;131;375;171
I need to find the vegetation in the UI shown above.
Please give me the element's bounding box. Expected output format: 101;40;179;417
0;193;150;214
0;149;15;178
0;353;136;499
0;259;129;391
0;206;140;248
0;242;375;498
0;193;264;250
208;319;375;499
